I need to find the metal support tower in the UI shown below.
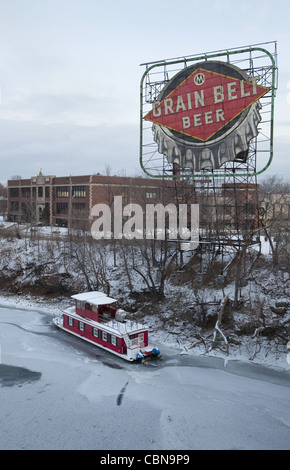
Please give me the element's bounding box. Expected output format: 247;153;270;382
140;42;278;278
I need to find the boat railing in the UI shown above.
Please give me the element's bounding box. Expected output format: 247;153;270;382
106;319;145;334
62;305;145;335
66;306;75;314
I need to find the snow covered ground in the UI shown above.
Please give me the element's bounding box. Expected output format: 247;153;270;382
0;224;289;370
0;298;290;450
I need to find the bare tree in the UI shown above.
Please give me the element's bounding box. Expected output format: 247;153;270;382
259;175;290;267
66;228;112;293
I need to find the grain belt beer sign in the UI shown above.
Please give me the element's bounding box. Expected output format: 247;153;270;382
144;61;270;172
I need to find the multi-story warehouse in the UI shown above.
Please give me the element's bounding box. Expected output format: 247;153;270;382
7;170;189;230
7;170;262;237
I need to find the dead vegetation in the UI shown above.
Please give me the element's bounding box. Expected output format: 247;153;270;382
0;225;289;362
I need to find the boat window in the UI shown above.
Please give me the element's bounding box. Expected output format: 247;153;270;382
93;328;99;338
102;331;107;342
68;316;74;326
79;322;85;332
139;333;144;343
111;335;118;346
77;300;85;310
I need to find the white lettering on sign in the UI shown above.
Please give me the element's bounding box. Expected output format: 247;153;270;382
150;80;260;121
240;80;251;98
182;116;190;129
194;90;205;108
250;77;258;95
153;101;161;117
213;85;224;104
193;114;202;127
176;95;187;112
227;81;238;100
182;109;225;130
164;98;174;115
204;111;214;125
216;109;225;122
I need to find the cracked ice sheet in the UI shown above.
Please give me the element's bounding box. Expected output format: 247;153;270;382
77;363;290;450
0;305;290;450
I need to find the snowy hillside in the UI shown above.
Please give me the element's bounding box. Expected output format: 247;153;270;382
0;223;289;370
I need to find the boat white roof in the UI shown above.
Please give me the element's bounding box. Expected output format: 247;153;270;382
71;291;117;306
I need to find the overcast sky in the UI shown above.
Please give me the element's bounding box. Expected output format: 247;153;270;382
0;0;289;183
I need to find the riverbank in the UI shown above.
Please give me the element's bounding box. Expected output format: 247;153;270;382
0;290;289;372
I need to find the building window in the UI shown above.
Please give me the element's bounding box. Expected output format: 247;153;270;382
45;187;50;198
10;188;19;198
56;202;68;214
111;335;118;347
21;202;34;222
38;187;43;198
146;192;156;199
21;187;31;198
56;218;67;227
93;328;99;338
72;186;86;198
72;203;86;215
122;191;128;205
79;322;85;332
56;186;69;198
77;300;85;310
68;317;74;327
10;201;19;211
244;203;255;215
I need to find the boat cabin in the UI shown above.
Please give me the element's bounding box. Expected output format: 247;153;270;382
61;291;149;359
72;291;117;322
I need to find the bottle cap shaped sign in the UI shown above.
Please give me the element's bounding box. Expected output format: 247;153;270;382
144;61;270;171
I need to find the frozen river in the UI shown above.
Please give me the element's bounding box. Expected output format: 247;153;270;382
0;304;290;450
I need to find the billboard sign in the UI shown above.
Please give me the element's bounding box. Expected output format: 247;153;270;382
144;61;270;172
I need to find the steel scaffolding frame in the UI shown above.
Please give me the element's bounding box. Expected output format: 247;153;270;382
140;41;277;180
140;42;278;278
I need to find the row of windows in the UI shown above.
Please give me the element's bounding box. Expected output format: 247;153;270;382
52;202;88;215
10;187;50;198
56;202;68;214
10;201;51;213
9;186;87;199
146;192;157;199
67;317;118;346
72;203;86;214
56;186;87;198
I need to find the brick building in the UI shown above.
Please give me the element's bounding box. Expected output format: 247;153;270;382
7;171;260;235
7;171;186;230
221;183;259;231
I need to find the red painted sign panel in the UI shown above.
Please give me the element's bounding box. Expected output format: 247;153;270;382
144;65;270;143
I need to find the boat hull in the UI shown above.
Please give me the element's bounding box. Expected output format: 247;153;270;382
53;316;161;363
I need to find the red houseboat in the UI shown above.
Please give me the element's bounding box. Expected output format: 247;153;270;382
53;291;161;362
